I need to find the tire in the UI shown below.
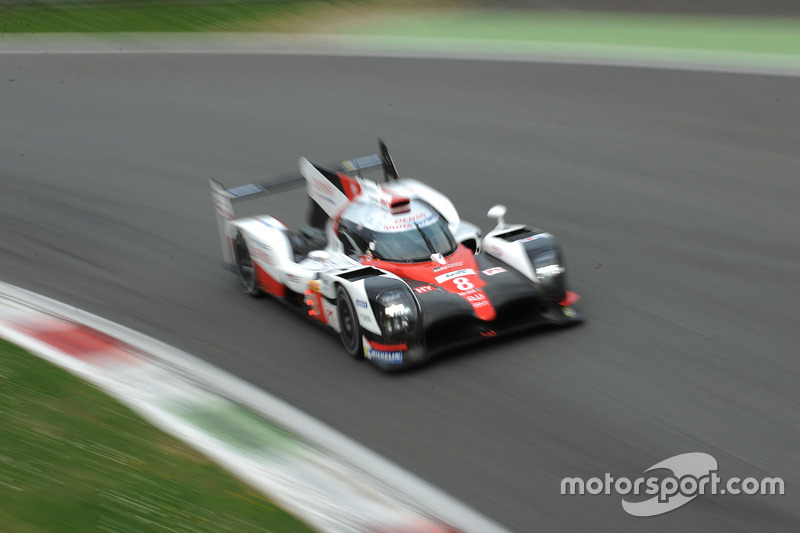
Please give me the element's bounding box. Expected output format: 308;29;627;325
233;232;260;297
336;286;363;359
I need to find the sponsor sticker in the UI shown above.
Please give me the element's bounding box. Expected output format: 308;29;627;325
252;248;273;265
356;300;368;308
482;267;507;276
433;261;464;273
465;291;491;308
312;178;337;198
434;268;475;284
382;211;435;232
258;217;286;230
342;154;382;172
366;347;403;364
413;285;435;294
466;293;485;303
310;175;345;210
226;183;264;198
520;232;552;243
212;191;234;218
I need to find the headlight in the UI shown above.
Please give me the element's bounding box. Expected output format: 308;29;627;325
522;235;567;303
535;264;565;278
531;249;567;303
375;289;417;341
533;250;563;279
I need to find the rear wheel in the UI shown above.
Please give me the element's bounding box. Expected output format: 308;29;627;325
337;286;363;359
234;232;260;297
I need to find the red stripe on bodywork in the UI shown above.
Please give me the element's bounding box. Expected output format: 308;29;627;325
338;172;362;200
312;291;327;324
367;245;497;321
255;264;286;297
365;339;407;351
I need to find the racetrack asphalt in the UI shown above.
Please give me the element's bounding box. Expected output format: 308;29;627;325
1;50;799;531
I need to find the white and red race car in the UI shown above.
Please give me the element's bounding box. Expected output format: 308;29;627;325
210;141;581;370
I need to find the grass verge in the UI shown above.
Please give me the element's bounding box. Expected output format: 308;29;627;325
0;0;324;33
2;1;799;61
0;338;315;533
352;11;800;57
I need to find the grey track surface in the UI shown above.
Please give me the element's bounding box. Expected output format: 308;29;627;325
2;53;800;532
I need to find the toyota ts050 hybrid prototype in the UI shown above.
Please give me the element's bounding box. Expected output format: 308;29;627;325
210;141;582;370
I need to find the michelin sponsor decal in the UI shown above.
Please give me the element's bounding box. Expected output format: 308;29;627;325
366;347;403;364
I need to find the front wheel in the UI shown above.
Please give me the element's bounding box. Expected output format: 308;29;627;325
336;286;363;359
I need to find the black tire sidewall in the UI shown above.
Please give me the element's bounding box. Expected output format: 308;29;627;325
234;233;260;297
337;286;363;358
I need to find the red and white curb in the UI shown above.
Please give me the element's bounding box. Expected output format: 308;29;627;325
0;282;510;533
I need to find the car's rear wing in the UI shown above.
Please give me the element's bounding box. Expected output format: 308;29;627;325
209;139;399;264
339;139;399;181
210;139;397;207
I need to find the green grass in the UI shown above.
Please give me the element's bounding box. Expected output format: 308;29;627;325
0;339;315;533
3;1;799;61
0;0;320;33
353;11;800;57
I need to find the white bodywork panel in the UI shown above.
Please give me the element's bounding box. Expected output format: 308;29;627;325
362;177;480;249
209;178;236;267
232;215;388;335
383;178;460;231
233;216;294;287
482;224;539;282
300;157;349;218
325;276;382;335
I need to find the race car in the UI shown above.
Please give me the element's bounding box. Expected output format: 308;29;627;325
210;141;582;370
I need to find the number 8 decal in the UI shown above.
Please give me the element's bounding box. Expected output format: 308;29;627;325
453;277;474;291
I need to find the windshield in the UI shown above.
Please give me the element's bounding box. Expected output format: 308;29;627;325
338;211;457;263
372;217;457;262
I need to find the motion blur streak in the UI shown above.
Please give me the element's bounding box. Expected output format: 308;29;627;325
1;33;799;533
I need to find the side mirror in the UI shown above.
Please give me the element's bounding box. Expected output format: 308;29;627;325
364;241;376;261
487;204;507;229
308;250;330;263
430;253;446;265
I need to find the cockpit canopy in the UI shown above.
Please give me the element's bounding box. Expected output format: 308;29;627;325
338;200;457;262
